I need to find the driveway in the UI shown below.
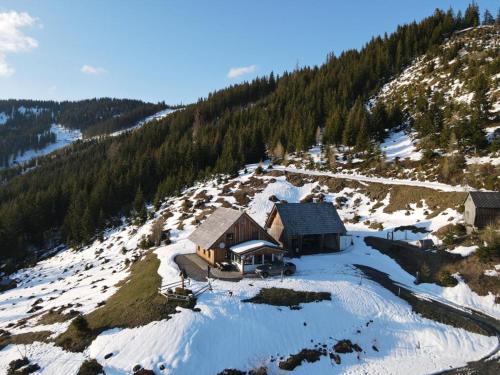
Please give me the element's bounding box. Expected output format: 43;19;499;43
175;254;243;282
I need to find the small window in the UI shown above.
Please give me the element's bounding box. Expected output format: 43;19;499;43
243;256;253;265
254;255;263;265
264;253;273;264
226;233;234;241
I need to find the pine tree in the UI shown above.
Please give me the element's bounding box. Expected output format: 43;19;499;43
133;188;147;225
471;73;491;124
482;9;495;25
355;121;370;152
324;110;344;145
464;2;480;27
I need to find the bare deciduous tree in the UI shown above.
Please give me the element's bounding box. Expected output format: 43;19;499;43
151;216;166;246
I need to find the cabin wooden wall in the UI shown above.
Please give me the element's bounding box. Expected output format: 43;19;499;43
268;213;285;245
475;207;500;228
213;213;275;249
195;213;277;265
196;245;215;264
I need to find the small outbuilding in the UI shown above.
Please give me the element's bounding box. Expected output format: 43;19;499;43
188;207;278;268
265;202;348;255
464;191;500;233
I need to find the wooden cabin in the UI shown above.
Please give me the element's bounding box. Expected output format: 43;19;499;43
188;207;278;267
265;202;348;255
464;192;500;233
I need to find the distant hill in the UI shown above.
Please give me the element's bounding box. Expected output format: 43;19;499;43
0;98;167;168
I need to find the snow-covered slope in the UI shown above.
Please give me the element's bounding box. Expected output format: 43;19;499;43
379;129;422;161
376;26;500;116
0;161;497;375
109;108;177;137
3;108;178;169
7;124;82;168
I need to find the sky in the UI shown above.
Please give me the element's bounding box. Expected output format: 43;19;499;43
0;1;498;105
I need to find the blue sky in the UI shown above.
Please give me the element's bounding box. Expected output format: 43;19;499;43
0;1;498;104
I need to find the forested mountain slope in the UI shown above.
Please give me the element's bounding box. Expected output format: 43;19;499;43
0;5;496;261
0;99;166;168
373;25;499;160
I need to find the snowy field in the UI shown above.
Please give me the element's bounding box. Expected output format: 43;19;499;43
0;162;498;374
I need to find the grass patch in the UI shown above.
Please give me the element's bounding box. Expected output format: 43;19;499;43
38;308;80;325
242;287;331;307
77;359;104;375
0;331;51;351
6;358;40;375
55;252;195;352
278;348;325;371
381;185;465;216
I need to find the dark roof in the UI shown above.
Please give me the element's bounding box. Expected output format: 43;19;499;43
271;202;346;235
468;192;500;209
188;207;244;249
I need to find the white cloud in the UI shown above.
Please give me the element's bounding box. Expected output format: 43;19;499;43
227;64;256;79
81;64;107;75
0;11;38;77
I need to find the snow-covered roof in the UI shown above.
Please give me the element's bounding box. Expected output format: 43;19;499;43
230;240;279;255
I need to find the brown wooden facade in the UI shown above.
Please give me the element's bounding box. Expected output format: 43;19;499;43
195;213;277;266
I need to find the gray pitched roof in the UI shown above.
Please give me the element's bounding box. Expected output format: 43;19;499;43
469;192;500;209
188;207;244;249
273;202;346;235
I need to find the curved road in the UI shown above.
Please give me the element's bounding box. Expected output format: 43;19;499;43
354;264;500;375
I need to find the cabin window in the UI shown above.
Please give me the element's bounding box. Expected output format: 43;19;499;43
264;253;273;264
232;253;242;264
243;256;253;265
253;255;263;265
226;233;234;241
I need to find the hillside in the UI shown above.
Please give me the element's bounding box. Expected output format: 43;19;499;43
0;159;498;374
374;25;500;164
0;99;167;168
1;8;491;262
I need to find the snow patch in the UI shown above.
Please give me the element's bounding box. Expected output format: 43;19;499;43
380;129;422;161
